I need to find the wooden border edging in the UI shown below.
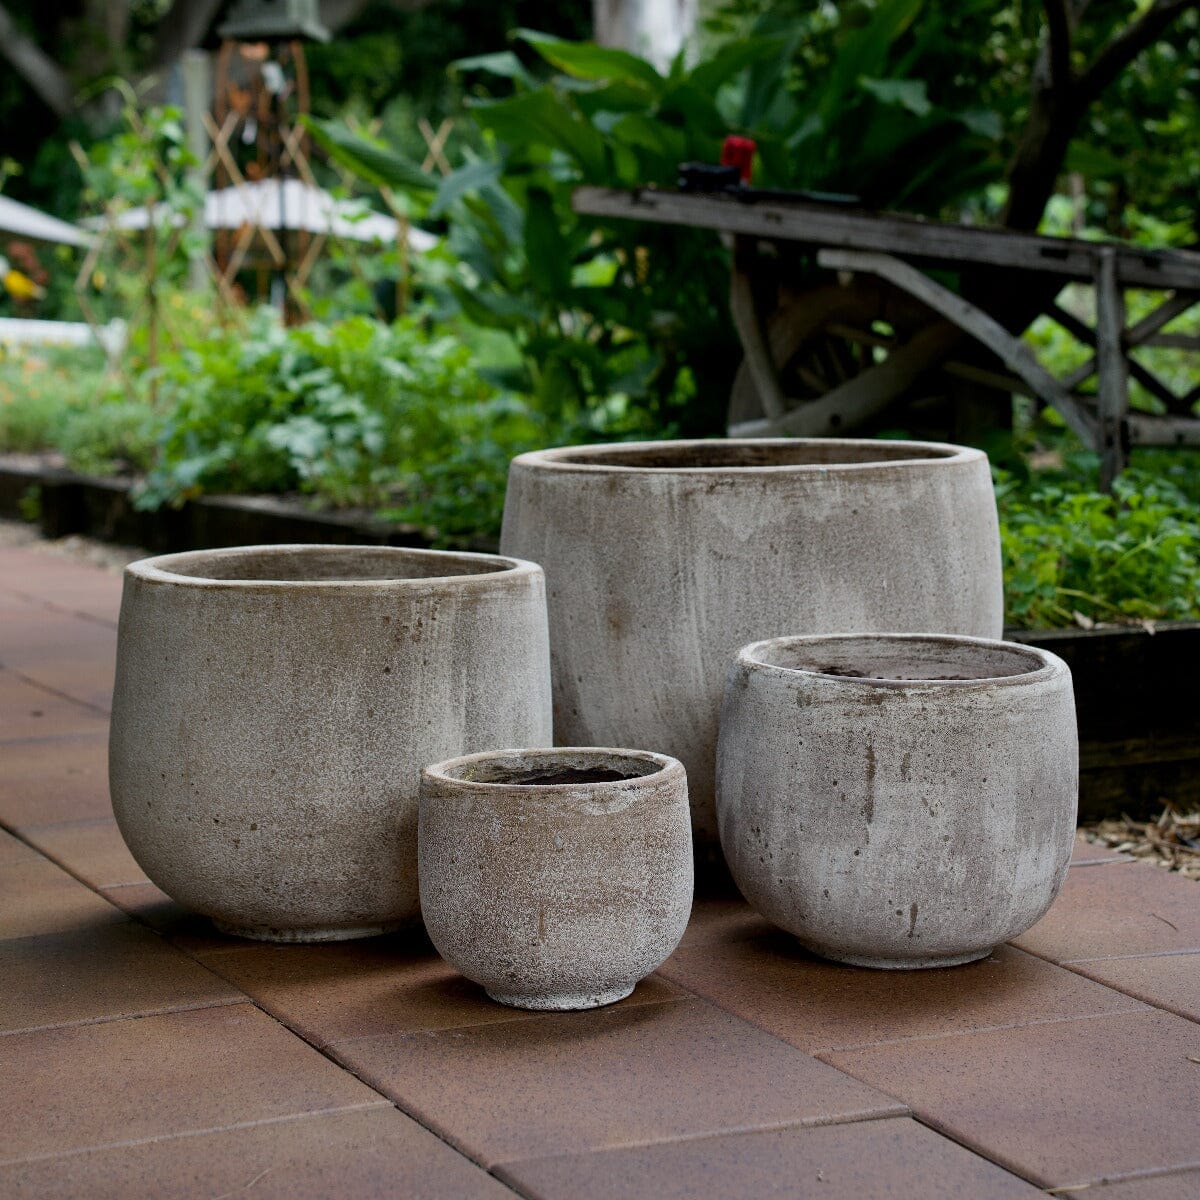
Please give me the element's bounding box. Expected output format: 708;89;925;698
1009;622;1200;820
0;456;499;556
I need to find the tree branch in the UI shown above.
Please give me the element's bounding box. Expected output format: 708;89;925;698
1042;0;1073;93
0;1;75;117
1076;0;1200;109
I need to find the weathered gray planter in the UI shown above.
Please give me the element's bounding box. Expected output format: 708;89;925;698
419;747;692;1009
716;633;1077;968
109;544;552;942
501;439;1003;846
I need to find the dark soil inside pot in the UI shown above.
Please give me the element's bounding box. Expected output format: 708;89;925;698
456;754;665;786
153;545;513;582
553;441;955;470
508;768;633;786
760;635;1045;684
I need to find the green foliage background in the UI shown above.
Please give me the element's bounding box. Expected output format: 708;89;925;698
0;2;1198;628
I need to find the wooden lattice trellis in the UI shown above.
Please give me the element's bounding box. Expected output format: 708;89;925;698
72;97;456;397
70;109;244;400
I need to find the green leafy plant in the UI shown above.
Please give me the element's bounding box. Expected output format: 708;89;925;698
308;5;1003;438
58;400;158;476
0;343;132;462
127;308;564;543
140;311;464;506
998;466;1200;628
74;95;207;333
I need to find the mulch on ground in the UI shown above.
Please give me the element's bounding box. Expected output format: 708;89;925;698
1082;806;1200;882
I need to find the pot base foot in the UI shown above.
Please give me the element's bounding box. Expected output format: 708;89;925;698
485;983;636;1011
820;947;995;970
212;919;407;943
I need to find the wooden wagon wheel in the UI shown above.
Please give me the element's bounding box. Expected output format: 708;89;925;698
727;276;952;436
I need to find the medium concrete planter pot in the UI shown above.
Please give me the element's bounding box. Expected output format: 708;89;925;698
419;747;692;1009
500;439;1003;846
716;633;1077;968
109;544;552;942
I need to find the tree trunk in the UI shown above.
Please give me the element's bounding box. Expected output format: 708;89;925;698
1001;0;1200;231
1001;93;1080;231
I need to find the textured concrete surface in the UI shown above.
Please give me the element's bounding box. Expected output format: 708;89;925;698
501;439;1003;843
1;539;1197;1198
420;748;692;1009
717;633;1078;967
108;545;552;940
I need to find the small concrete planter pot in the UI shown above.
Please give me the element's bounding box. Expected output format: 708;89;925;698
717;633;1077;969
419;747;693;1010
500;438;1002;847
109;544;552;942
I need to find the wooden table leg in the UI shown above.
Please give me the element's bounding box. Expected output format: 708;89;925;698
1095;247;1130;490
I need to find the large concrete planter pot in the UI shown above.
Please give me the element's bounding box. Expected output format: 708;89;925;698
500;439;1002;845
109;544;552;942
419;747;692;1009
716;633;1077;968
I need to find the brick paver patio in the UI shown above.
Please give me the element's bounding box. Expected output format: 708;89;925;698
1;540;1198;1198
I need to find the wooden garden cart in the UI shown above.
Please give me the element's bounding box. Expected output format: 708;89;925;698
573;186;1200;487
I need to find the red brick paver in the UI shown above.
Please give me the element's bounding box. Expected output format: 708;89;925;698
659;937;1147;1054
199;937;686;1047
22;817;149;888
0;1004;386;1162
332;998;906;1168
0;1106;516;1200
1;540;1198;1197
823;1009;1200;1188
498;1118;1045;1199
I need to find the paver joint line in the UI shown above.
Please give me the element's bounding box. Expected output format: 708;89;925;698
0;664;110;719
1065;947;1200;962
0;993;249;1039
804;1000;1154;1056
491;1108;918;1170
6;588;120;629
0;1101;394;1169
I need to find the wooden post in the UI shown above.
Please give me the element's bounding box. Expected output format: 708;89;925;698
144;214;159;407
1095;247;1129;490
181;50;212;295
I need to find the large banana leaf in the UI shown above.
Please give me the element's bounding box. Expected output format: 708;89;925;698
304;117;435;194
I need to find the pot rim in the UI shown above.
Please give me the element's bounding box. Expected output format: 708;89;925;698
125;543;539;590
736;632;1067;690
510;437;982;475
422;746;683;792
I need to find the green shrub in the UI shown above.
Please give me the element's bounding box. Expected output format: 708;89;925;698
0;383;70;453
59;400;159;476
309;4;1004;438
134;309;570;542
141;311;455;506
0;344;112;456
998;466;1200;628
